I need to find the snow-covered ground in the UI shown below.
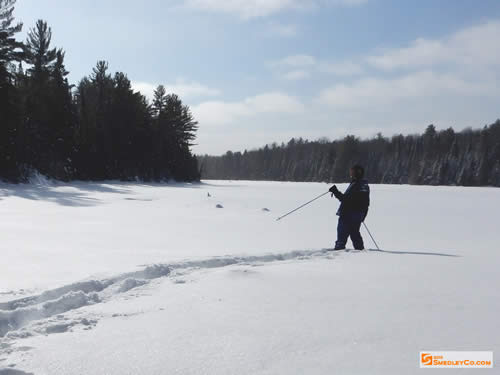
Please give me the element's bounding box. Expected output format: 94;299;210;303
0;180;498;374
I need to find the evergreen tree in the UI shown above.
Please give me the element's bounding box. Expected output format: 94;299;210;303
0;7;200;183
199;121;500;187
0;0;23;179
22;19;59;174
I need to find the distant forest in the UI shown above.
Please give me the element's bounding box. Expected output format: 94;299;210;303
0;0;199;182
199;121;500;186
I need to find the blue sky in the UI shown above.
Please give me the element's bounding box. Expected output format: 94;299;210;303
13;0;500;154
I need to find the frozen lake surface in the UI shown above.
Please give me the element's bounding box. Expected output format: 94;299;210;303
0;180;498;374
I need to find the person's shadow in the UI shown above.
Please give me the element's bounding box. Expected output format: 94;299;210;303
369;249;460;257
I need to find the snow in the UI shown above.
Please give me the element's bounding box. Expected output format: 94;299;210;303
0;180;499;374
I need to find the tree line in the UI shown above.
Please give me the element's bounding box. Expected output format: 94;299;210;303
198;121;500;186
0;0;199;182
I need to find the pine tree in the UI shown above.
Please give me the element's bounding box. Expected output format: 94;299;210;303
198;122;500;187
20;20;60;174
1;8;200;182
25;20;56;80
0;0;23;67
152;84;166;116
0;0;23;180
47;49;76;178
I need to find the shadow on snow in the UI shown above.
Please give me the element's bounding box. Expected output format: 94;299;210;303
0;181;201;207
369;249;461;257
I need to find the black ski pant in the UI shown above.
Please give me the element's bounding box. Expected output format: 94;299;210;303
335;212;365;250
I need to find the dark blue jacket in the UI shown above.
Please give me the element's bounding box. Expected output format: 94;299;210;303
332;179;370;217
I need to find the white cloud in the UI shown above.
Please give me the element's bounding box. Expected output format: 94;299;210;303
272;54;317;68
271;54;363;78
273;20;500;80
131;82;158;101
312;21;500;143
336;0;369;4
368;21;500;71
268;19;500;97
267;23;299;37
132;80;220;101
246;92;304;112
168;81;221;98
183;0;368;19
192;92;304;126
318;60;364;76
194;19;500;154
184;0;305;19
318;71;496;110
282;70;310;80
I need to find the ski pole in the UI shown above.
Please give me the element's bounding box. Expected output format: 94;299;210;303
276;191;330;221
362;222;380;250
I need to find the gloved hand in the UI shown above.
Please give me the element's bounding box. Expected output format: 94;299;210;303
329;185;339;195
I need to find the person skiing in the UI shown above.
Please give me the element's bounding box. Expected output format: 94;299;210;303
329;165;370;250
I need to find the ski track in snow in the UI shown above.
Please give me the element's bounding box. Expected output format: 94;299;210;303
0;248;351;353
0;369;34;375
